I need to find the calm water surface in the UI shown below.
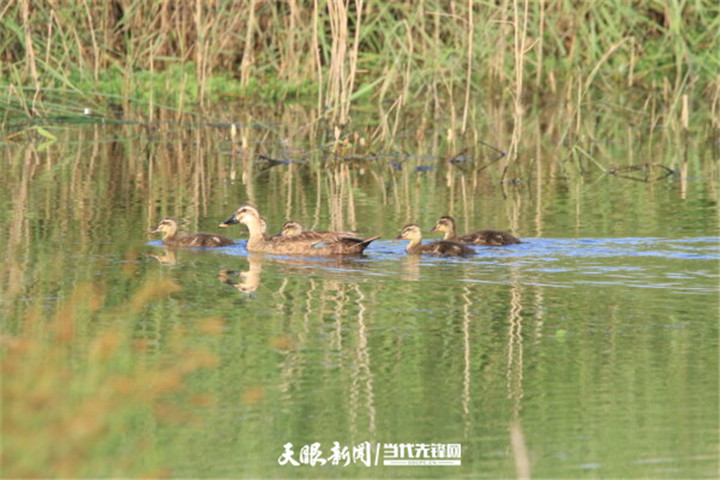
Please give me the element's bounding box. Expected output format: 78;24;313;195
2;122;718;478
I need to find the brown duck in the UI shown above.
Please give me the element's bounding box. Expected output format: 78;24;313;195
270;219;357;242
219;205;379;256
266;219;303;240
395;224;475;256
150;218;235;247
430;215;521;246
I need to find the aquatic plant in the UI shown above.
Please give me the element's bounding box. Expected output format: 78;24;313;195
1;0;716;135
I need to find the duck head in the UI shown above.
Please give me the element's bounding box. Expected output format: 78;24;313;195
430;216;456;234
219;205;261;228
394;223;423;241
281;220;303;236
150;218;178;235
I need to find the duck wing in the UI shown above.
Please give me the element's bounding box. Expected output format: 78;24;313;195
310;235;381;255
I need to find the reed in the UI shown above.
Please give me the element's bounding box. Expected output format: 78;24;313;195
1;1;717;152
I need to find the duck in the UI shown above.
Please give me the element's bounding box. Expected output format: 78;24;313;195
150;218;235;247
270;219;358;241
267;219;302;240
430;215;521;246
219;205;380;256
395;223;475;256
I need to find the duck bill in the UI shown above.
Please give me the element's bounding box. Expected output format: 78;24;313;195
149;227;160;234
219;216;239;228
393;234;404;241
429;226;439;233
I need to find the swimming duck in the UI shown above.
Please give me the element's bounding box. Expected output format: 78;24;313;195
395;223;475;256
266;219;303;240
430;216;521;246
219;205;379;256
270;219;357;241
280;219;303;237
150;218;235;247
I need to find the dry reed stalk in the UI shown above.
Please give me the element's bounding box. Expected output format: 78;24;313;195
21;0;40;115
195;0;205;106
149;32;155;122
711;82;720;129
402;19;412;106
584;38;629;94
240;0;257;87
312;0;324;116
461;0;473;134
508;0;529;163
628;36;636;87
341;0;363;124
80;0;100;82
492;0;510;83
574;74;582;136
326;0;349;125
279;0;300;81
535;0;544;88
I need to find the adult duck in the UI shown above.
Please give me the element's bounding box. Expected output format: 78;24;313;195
395;223;475;256
219;205;379;256
150;218;235;247
430;215;520;246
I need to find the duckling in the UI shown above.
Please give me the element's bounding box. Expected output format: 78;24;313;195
430;215;520;246
271;219;357;241
150;218;235;247
267;219;303;240
280;219;304;237
395;223;475;256
219;205;379;256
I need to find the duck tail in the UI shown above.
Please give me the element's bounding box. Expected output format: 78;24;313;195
355;235;381;252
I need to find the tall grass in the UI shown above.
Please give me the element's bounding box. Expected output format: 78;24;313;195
1;1;718;154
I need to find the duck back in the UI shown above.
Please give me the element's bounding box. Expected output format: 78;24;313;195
256;234;379;256
459;230;521;246
409;240;475;256
169;233;235;247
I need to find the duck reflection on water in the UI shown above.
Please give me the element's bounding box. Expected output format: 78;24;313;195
147;247;178;266
218;253;374;296
218;254;263;295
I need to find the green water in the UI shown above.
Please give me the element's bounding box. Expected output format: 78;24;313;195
1;120;718;478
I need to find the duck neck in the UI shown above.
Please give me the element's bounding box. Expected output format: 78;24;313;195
406;237;422;254
443;224;458;241
245;217;267;249
162;226;179;245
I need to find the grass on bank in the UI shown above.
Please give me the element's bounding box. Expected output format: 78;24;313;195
1;1;718;147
